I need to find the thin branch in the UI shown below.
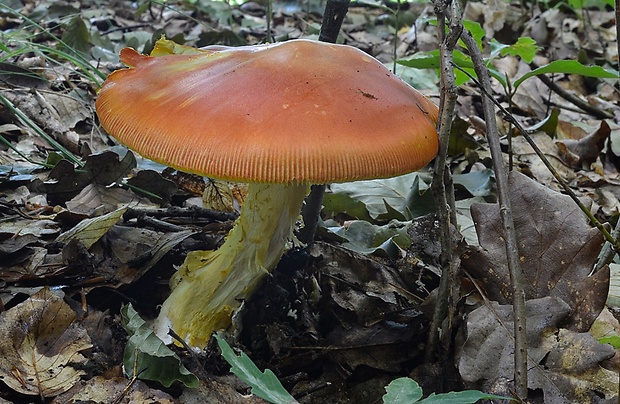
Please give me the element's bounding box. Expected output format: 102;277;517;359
531;66;613;119
425;0;460;368
594;219;620;273
456;65;620;253
461;30;528;400
617;0;620;87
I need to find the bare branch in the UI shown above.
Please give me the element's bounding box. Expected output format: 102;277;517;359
461;30;528;400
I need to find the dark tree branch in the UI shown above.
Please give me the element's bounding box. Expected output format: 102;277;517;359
298;184;326;244
299;0;351;244
425;0;460;370
531;65;613;119
319;0;351;43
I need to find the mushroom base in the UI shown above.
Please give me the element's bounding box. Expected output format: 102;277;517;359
154;182;309;348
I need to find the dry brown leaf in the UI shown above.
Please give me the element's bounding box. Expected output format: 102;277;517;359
555;121;610;168
459;296;571;383
462;171;609;332
56;206;127;249
458;297;618;402
0;287;92;397
510;132;576;189
528;328;618;404
125;169;178;205
107;225;196;285
65;183;152;216
52;376;176;404
202;178;247;213
46;151;136;205
309;242;426;372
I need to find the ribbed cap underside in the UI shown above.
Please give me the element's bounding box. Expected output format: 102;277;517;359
96;40;439;184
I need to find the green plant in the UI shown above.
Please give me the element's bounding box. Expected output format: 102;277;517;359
383;377;514;403
215;335;297;404
0;4;106;85
121;304;199;388
398;20;618;98
215;336;514;404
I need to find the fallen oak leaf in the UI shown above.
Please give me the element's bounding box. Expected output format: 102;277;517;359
56;206;128;249
528;328;618;403
459;296;571;384
458;297;618;402
462;171;609;331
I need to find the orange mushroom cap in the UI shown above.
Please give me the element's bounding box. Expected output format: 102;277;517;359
96;39;439;184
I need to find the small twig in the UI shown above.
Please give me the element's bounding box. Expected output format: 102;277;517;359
594;218;620;273
124;206;238;222
112;349;144;404
461;30;528;400
531;65;613;119
298;184;326;244
291;381;331;399
136;215;189;232
168;328;210;381
100;23;151;36
265;0;272;42
616;0;620;87
391;0;401;74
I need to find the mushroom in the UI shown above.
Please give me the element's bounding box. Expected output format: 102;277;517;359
96;38;439;348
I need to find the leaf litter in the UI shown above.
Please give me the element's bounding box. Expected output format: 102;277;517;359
0;287;92;397
460;172;618;401
0;0;619;402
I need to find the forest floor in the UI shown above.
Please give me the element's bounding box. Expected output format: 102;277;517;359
0;0;619;402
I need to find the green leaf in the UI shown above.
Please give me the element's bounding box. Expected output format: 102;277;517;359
513;60;619;89
324;219;412;258
120;304;199;388
324;173;434;223
398;49;473;70
215;335;297;404
499;37;541;63
524;108;560;137
566;0;610;8
392;63;439;91
419;390;515;403
489;38;510;60
401;175;436;219
599;335;620;349
322;190;373;222
382;377;514;404
59;15;91;58
397;50;506;87
383;377;423;403
448;117;480;156
462;20;486;50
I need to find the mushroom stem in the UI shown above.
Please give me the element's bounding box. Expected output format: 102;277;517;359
154;182;309;348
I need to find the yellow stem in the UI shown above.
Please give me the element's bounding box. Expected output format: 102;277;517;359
154;182;309;348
